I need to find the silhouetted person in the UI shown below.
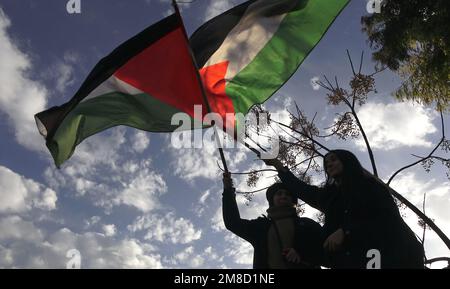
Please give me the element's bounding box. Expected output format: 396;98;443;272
222;172;323;269
264;149;424;268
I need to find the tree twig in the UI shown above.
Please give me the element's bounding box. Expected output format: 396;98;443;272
358;51;364;74
346;49;356;76
422;193;427;247
387;110;445;185
349;105;378;176
381;178;450;251
271;119;330;153
329;65;378;176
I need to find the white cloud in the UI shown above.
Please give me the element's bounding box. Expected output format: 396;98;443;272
389;171;450;267
0;224;163;268
172;245;205;268
356;101;438;150
44;128;167;213
55;62;73;93
310;76;320;90
174;246;194;262
169;132;247;182
33;188;57;211
169;133;219;181
128;212;202;244
145;0;191;16
192;189;213;217
105;238;162;268
204;245;223;264
0;165;57;213
199;190;210;204
83;216;101;229
71;126;127;169
203;0;236;22
211;206;226;232
172;246;203;267
390;171;450;225
168;245;221;268
102;224;117;237
74;178;95;196
41;51;78;95
223;234;253;266
116;169;166;213
0;8;48;152
0;216;44;242
389;172;433;205
189;255;205;267
132;131;150;153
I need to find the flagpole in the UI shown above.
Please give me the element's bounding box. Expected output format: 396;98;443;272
172;0;229;173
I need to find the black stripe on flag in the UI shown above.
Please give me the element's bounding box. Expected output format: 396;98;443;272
35;13;181;141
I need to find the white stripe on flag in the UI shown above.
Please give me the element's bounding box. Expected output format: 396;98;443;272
82;75;144;102
204;0;295;81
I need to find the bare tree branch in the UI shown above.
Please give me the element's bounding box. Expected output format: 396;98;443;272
320;112;354;138
387;110;445;185
349;105;379;176
422;193;427;246
302;152;315;179
228;169;278;175
271;119;330;153
316;80;334;92
411;155;449;162
358;51;364;74
323;75;336;91
383;180;450;251
346;49;356;76
236;186;271;195
318;54;378;175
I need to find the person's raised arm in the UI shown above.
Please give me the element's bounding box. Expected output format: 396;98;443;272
263;159;328;212
222;172;258;243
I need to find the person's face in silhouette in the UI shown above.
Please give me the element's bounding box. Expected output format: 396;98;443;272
324;153;344;179
273;189;294;207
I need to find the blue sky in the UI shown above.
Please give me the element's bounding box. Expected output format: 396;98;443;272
0;0;449;268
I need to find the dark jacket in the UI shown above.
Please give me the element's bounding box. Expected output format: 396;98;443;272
222;187;324;269
278;168;424;268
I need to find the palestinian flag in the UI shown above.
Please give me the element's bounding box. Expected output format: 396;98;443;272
190;0;349;126
36;0;349;167
35;12;212;167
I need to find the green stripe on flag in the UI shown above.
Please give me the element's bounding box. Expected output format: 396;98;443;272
48;92;190;167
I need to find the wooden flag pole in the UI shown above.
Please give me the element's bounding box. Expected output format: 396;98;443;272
172;0;229;173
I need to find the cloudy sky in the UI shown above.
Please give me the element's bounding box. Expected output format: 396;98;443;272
0;0;449;269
